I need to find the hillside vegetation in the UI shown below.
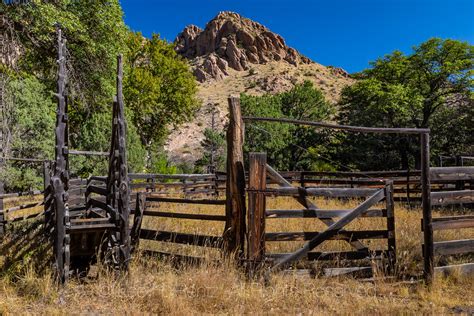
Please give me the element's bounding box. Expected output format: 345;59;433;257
1;4;473;187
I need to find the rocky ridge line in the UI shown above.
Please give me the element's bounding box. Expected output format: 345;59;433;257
175;11;312;82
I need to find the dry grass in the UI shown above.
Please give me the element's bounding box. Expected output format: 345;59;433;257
0;197;473;314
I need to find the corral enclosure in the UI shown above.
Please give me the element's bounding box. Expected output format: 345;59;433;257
0;30;473;289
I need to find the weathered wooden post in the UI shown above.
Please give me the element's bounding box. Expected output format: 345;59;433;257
106;54;131;270
248;153;266;265
51;27;70;283
130;192;145;252
421;132;433;284
224;96;246;258
43;160;51;229
0;181;5;237
385;180;396;273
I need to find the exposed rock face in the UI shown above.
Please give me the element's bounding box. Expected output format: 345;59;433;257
328;66;350;78
175;11;312;82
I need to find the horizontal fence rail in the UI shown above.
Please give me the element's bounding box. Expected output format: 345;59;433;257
130;193;227;262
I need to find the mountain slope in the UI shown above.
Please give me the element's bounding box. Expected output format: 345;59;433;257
165;12;354;165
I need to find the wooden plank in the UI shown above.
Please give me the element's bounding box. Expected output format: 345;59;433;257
433;239;474;256
281;269;314;277
69;150;108;156
430;167;474;181
242;116;429;134
87;198;115;214
143;210;226;221
435;263;474;277
247;153;267;262
263;187;379;197
265;208;387;218
68;187;87;196
296;178;385;186
0;190;43;199
86;185;108;196
67;223;117;233
183;189;215;195
267;189;385;274
70;178;88;185
281;267;373;278
70;217;110;224
265;230;388;241
0;156;46;162
8;212;44;223
129;173;215;180
224;96;246;257
146;197;226;205
268;250;385;261
324;267;372;277
431;215;474;231
431;190;474;205
4;201;43;213
139;229;223;248
141;250;206;265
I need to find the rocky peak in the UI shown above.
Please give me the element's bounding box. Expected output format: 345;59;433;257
175;11;312;82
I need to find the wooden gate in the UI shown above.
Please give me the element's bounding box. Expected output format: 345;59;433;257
247;153;396;278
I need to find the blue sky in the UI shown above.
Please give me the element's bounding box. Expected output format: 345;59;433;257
120;0;474;73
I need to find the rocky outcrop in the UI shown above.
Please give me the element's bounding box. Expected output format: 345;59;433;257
193;54;229;82
175;11;312;82
328;66;350;78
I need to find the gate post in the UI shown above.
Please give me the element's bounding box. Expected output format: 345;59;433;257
248;153;266;265
224;96;246;258
385;180;396;273
421;132;433;284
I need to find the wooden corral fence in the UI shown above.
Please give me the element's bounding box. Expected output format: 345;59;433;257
235;98;473;284
130;194;227;263
2;34;473;287
214;168;474;205
273;169;474;205
0;188;44;235
422;167;474;278
246;152;396;278
129;173;224;197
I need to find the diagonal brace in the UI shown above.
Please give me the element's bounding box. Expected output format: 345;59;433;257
267;188;385;275
266;164;370;251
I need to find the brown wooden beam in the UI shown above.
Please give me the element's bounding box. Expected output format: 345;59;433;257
224;96;246;258
243;116;430;134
